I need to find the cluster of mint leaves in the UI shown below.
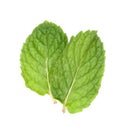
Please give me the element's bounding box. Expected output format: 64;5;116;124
20;21;105;113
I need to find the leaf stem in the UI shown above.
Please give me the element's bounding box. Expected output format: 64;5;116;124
62;105;66;113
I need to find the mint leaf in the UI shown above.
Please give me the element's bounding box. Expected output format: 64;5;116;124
20;21;105;114
50;31;105;113
20;21;68;96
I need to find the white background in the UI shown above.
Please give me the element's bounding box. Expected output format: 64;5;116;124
0;0;116;130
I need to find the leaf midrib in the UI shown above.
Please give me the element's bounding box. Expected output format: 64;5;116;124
46;57;56;103
63;63;81;107
46;58;51;95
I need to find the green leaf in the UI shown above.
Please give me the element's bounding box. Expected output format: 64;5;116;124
20;21;68;96
50;31;105;113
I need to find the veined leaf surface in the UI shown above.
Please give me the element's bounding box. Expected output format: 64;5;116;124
50;31;105;113
20;21;68;96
